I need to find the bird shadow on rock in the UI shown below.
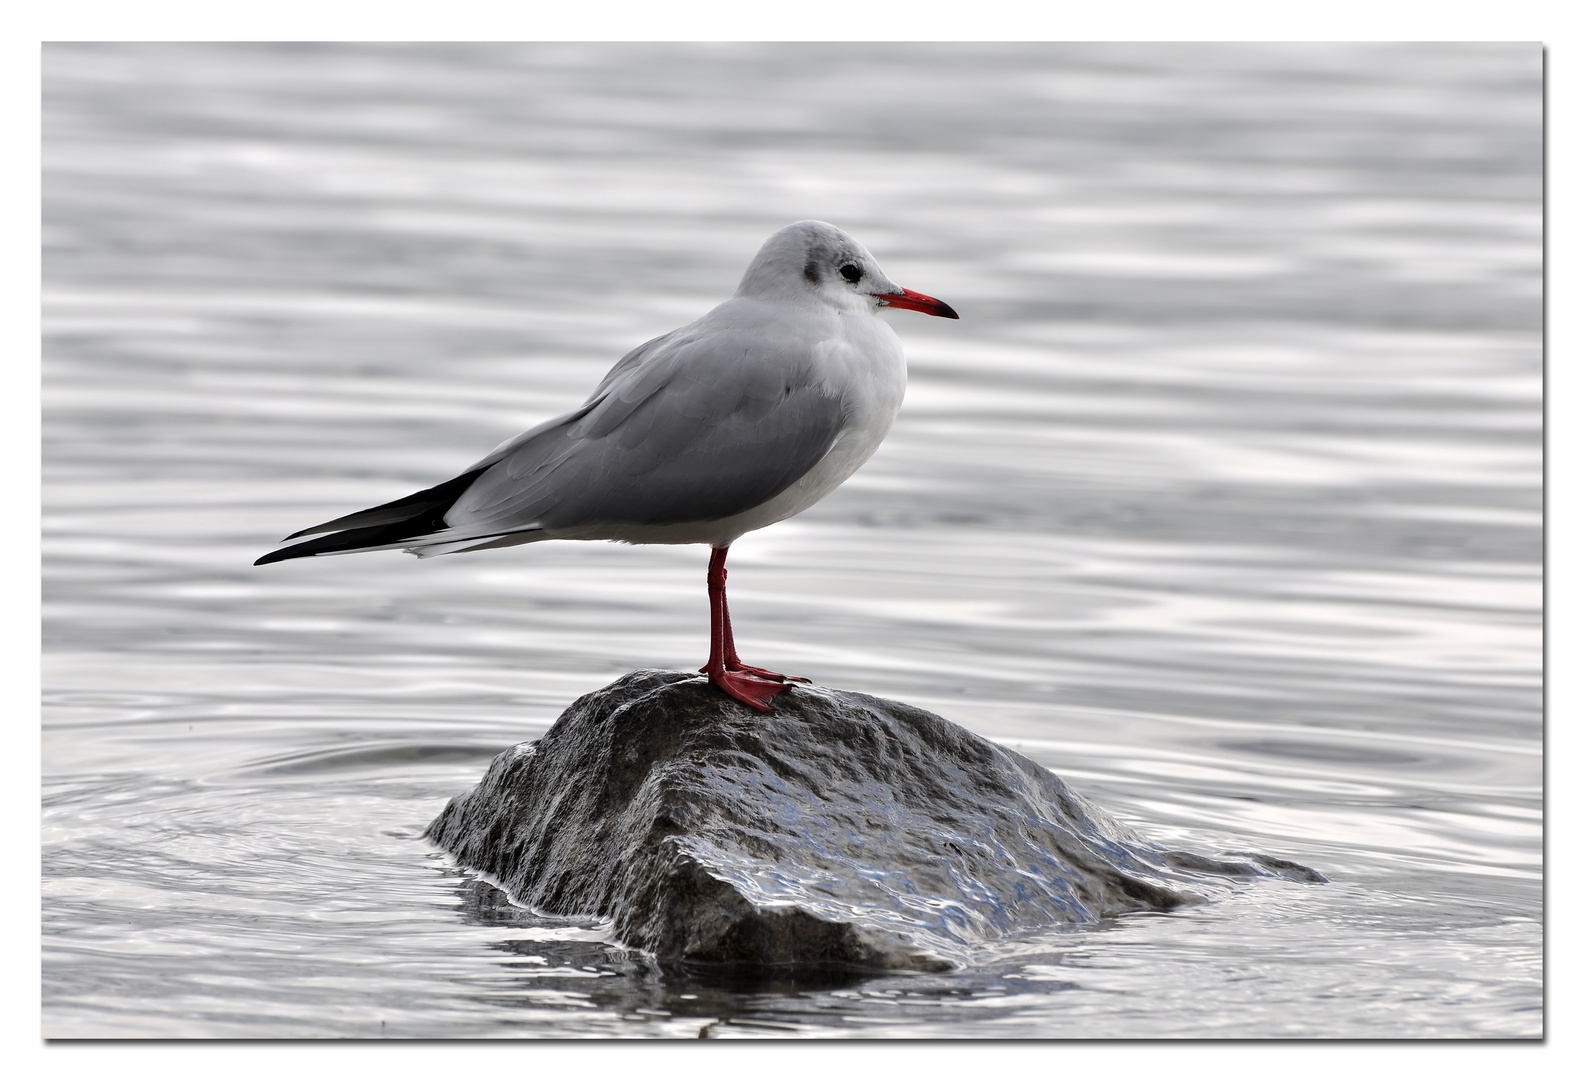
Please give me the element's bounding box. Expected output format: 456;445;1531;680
427;670;1324;981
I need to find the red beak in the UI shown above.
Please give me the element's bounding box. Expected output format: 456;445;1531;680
878;287;959;319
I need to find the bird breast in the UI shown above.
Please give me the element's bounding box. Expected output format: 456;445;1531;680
709;309;907;539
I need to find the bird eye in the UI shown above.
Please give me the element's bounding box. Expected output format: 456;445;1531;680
839;263;862;283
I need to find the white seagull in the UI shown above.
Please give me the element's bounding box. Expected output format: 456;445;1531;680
257;220;958;710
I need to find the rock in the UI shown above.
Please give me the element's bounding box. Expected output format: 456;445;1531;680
425;670;1323;973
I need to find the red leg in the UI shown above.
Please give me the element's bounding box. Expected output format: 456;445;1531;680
700;546;806;711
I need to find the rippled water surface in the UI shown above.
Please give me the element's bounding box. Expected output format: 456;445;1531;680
42;43;1542;1038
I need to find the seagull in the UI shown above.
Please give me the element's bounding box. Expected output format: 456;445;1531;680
256;220;958;711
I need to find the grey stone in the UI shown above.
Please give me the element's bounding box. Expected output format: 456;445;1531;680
426;670;1323;973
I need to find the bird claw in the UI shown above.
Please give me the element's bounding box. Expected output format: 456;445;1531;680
708;669;791;712
697;661;811;684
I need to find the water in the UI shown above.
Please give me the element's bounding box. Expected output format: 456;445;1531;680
41;43;1542;1038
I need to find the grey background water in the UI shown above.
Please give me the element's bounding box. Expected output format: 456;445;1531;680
41;43;1541;1038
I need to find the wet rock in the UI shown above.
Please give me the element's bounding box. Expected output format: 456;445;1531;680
426;670;1322;972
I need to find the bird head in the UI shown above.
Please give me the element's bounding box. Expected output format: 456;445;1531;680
735;220;959;319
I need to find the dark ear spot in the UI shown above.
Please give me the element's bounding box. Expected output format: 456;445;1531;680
803;257;821;284
839;263;863;284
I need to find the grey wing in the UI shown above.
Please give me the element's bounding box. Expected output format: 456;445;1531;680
445;326;845;534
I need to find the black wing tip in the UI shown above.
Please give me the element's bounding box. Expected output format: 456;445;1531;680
255;532;349;565
255;465;492;568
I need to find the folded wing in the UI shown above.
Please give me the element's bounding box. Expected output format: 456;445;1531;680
256;308;846;564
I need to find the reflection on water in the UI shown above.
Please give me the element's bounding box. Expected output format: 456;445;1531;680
42;43;1541;1037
